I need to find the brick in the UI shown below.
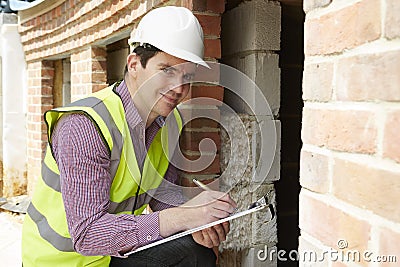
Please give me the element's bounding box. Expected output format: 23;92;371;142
378;227;400;266
192;0;224;13
206;0;224;14
336;50;400;101
92;72;107;83
180;153;220;174
191;85;224;102
192;62;220;84
302;61;333;102
303;0;332;13
91;47;107;58
305;0;381;55
179;108;221;128
185;118;219;128
332;158;400;222
41;86;52;96
71;74;80;85
41;68;55;78
299;150;329;193
41;96;53;105
385;0;400;39
299;192;371;252
298;236;329;266
204;38;221;59
81;73;91;83
192;0;206;11
196;14;221;37
91;60;107;72
42;60;54;69
180;131;220;152
383;110;400;163
302;107;377;154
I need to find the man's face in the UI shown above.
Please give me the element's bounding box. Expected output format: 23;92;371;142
130;52;196;120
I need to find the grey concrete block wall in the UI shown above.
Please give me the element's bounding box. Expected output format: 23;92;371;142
222;0;281;55
219;0;281;266
219;113;279;266
219;115;280;187
223;53;281;117
222;0;281;117
219;246;278;267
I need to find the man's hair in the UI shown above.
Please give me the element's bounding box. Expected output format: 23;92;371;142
124;44;161;75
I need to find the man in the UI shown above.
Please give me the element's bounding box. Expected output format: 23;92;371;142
21;6;236;267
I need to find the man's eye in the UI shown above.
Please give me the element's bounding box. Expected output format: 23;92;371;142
183;74;194;82
163;68;174;75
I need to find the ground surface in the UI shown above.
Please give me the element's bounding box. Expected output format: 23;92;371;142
0;211;24;267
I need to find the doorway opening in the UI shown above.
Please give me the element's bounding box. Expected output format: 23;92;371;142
277;2;304;266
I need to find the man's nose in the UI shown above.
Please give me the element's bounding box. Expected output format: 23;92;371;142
170;76;188;94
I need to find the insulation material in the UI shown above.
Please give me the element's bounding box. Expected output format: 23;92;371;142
219;113;277;251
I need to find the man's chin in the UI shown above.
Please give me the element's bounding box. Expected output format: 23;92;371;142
158;106;176;118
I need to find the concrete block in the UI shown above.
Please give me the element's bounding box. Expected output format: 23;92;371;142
242;245;277;267
219;179;277;249
250;184;277;244
223;52;280;117
222;0;281;56
220;115;280;188
253;119;280;184
219;245;277;267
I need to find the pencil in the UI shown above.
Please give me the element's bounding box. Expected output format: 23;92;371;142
193;179;213;192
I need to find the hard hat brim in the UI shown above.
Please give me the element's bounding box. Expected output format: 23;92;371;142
160;46;210;69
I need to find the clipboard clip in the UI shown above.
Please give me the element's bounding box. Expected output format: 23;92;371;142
248;190;275;221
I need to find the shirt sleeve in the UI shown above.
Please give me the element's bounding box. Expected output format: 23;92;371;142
52;113;162;257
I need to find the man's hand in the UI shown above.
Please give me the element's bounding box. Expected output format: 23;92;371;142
159;191;236;238
192;221;230;248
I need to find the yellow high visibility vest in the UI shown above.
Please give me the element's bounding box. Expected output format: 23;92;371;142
22;84;182;266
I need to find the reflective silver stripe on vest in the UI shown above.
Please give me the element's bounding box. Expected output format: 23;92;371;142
27;203;74;252
89;99;123;177
108;188;157;214
43;97;123;192
42;161;61;192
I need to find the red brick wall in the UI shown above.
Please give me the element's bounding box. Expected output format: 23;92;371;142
26;61;54;193
179;0;224;186
20;0;225;193
70;47;108;101
300;0;400;264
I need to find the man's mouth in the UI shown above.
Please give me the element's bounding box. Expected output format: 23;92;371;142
160;93;178;104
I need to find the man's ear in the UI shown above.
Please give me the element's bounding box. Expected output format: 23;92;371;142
126;53;141;75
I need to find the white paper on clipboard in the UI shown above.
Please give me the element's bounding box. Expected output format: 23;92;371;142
124;201;272;257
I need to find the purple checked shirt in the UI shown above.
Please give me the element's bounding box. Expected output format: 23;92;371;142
51;81;185;257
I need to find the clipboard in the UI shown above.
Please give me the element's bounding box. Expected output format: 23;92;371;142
124;194;275;257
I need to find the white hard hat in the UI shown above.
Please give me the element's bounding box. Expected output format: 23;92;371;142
129;6;209;68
